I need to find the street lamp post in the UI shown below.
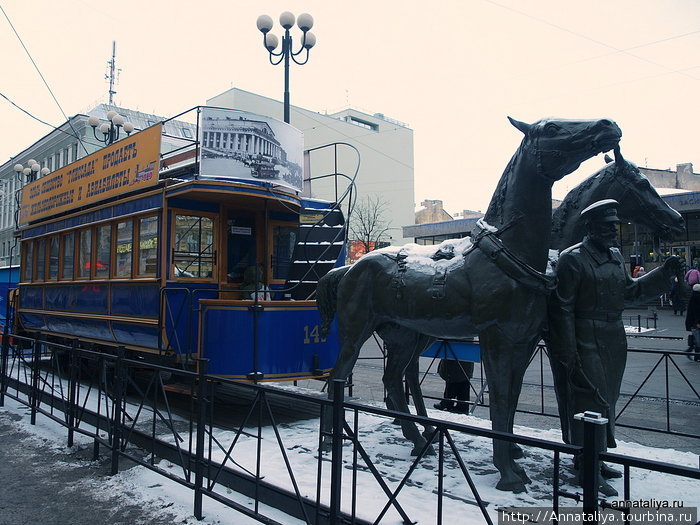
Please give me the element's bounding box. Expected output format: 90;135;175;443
256;12;316;124
88;110;134;146
13;159;49;183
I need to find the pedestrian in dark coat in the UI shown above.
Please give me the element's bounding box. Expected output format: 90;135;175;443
433;359;474;413
684;284;700;361
670;277;689;316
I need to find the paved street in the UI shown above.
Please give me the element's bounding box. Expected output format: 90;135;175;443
0;306;698;524
294;306;700;454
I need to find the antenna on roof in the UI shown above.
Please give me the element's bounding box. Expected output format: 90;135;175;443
105;41;121;105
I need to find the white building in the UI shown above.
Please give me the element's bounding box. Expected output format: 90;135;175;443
207;88;415;245
0;104;195;267
0;90;415;267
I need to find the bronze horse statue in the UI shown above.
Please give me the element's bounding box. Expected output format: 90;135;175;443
318;116;622;493
550;149;684;251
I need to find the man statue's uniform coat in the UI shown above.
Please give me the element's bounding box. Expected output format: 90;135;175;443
548;237;675;449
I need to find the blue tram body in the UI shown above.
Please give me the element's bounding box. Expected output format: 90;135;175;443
14;111;346;381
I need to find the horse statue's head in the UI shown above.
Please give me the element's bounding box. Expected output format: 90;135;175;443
509;116;622;181
550;147;685;251
609;148;685;238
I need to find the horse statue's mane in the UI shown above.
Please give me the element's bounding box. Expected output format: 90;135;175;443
485;155;520;226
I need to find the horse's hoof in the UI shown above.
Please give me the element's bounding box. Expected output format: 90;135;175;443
510;443;524;459
517;468;532;484
496;478;527;493
422;427;438;443
411;443;435;456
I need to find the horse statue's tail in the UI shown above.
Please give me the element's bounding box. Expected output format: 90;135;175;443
317;265;350;337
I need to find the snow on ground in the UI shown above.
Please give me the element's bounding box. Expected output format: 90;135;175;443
1;380;698;524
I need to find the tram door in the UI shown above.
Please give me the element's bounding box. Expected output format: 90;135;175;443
226;212;257;284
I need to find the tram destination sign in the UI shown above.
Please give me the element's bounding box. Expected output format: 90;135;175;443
199;107;304;192
19;124;162;225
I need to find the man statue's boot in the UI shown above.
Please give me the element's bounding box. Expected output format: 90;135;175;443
600;462;622;479
574;455;619;497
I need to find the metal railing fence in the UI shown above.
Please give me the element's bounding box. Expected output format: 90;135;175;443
1;332;698;524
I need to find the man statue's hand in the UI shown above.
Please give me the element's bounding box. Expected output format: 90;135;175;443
662;255;683;277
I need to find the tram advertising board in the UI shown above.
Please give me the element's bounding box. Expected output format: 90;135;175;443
199;107;304;192
19;123;162;226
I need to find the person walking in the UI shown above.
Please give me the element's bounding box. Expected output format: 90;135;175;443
684;266;700;286
670;277;689;316
433;358;474;413
684;284;700;362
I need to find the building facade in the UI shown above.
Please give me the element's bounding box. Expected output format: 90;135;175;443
0;104;196;267
207;88;415;244
406;186;700;273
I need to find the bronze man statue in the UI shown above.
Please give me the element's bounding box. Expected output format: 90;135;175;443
548;198;681;496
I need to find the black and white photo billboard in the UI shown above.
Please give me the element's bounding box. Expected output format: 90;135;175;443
199;107;304;192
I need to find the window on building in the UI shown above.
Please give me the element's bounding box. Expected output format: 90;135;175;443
173;214;214;279
115;220;133;277
346;116;378;131
138;215;158;276
61;232;74;280
182;127;193;139
95;224;111;278
78;228;92;279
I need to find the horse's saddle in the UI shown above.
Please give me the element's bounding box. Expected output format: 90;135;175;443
383;249;450;300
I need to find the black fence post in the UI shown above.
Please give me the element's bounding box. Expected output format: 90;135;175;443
30;339;41;425
111;346;126;476
329;379;345;525
93;354;104;462
67;339;78;447
194;358;209;520
0;325;9;407
575;410;607;523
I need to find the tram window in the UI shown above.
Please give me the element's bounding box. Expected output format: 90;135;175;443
35;238;46;281
115;220;133;278
138;215;158;276
48;236;59;280
173;214;214;279
78;228;92;279
61;232;74;280
95;224;111;278
272;225;297;281
22;240;34;281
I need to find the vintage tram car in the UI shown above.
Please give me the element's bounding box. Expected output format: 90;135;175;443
13;108;345;380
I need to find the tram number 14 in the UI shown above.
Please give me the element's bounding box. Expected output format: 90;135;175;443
303;325;327;344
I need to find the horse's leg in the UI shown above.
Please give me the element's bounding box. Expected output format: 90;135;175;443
379;326;434;456
480;326;531;493
322;307;375;450
403;335;437;442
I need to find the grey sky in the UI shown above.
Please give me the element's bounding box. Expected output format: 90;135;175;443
1;0;698;214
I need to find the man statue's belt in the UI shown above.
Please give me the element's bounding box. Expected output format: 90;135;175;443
575;310;622;322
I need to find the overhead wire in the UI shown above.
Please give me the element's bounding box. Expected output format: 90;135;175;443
483;0;700;82
0;4;89;155
0;91;106;155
